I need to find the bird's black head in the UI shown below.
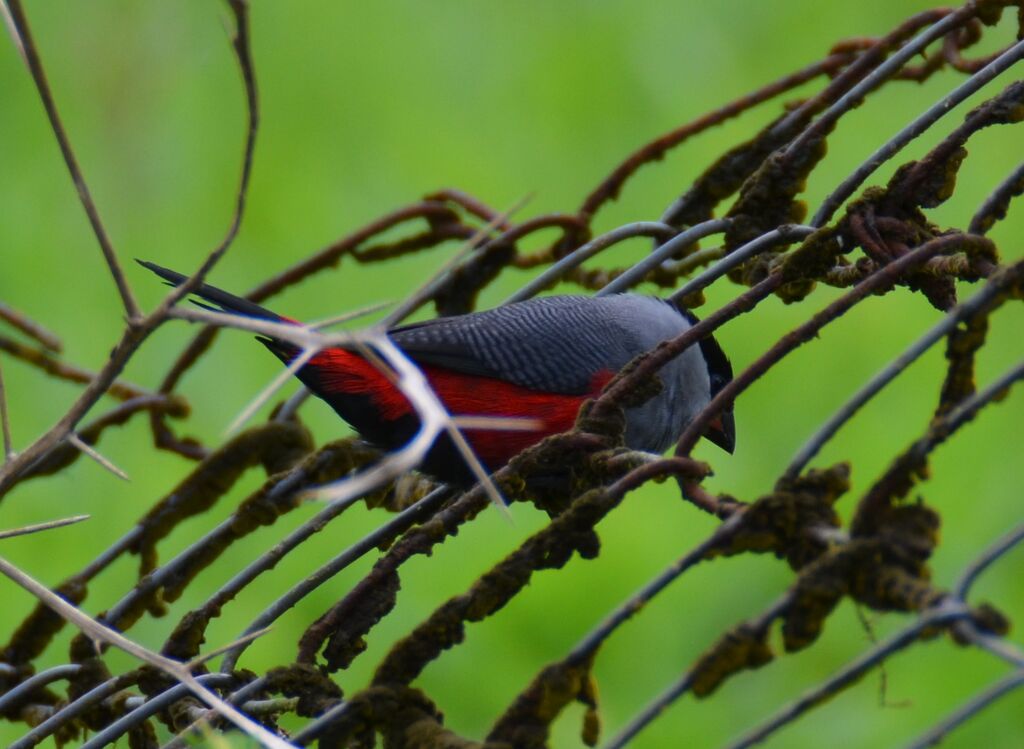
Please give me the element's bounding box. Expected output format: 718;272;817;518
679;307;736;454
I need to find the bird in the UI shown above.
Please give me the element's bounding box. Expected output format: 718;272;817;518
140;260;735;486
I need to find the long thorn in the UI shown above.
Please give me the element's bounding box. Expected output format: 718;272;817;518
0;514;90;541
67;433;129;481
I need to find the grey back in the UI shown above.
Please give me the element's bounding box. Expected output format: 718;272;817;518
391;294;711;453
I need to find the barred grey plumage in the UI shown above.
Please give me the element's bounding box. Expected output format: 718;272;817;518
392;294;733;454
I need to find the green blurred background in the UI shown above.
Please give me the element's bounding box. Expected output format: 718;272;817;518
2;1;1022;747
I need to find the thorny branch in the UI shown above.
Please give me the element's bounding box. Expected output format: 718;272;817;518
0;0;258;498
3;1;1024;748
3;0;140;319
0;303;62;353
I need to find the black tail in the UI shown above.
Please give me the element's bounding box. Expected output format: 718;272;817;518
137;260;282;322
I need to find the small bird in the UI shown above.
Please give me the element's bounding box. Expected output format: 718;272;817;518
141;261;735;485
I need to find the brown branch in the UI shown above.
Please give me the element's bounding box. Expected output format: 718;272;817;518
0;302;62;352
0;334;152;402
853;356;1024;535
5;0;140;319
0;358;11;461
578;50;857;222
674;233;997;457
0;324;152;499
5;3;1024;747
15;394;186;485
423;188;512;230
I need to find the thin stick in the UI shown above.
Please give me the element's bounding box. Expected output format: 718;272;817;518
450;415;544;431
309;299;394;330
0;0;27;64
714;602;970;749
380;193;532;328
443;421;509;511
4;0;140;319
0;302;62;351
785;266;1017;480
67;433;129;481
668;225;814;304
0;514;89;541
186;626;272;669
812;36;1024;226
595;218;731;296
904;670;1024;749
503;221;677;305
226;347;318;435
0;357;12;460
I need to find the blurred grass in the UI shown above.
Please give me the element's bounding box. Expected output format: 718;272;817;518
1;1;1023;747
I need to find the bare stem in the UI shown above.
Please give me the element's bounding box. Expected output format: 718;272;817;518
5;0;140;318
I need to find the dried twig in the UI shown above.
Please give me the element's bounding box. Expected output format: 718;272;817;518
220;486;452;672
0;334;151;401
66;433;130;481
812;35;1024;226
785;260;1022;479
595;218;731;296
0;556;295;749
0;358;11;461
904;669;1024;749
4;0;140;318
0;302;62;352
0;514;89;541
0;0;260;497
714;601;971;749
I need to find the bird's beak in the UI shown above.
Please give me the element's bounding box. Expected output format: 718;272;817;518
704;410;736;454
